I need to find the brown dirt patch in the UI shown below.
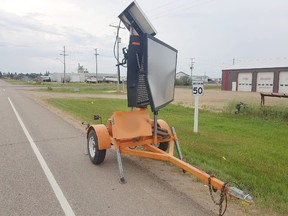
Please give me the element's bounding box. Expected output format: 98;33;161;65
174;88;288;111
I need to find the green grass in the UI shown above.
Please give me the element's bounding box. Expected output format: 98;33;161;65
47;98;288;214
226;100;288;122
36;86;125;94
6;79;126;94
47;98;128;121
5;79;120;88
175;84;221;90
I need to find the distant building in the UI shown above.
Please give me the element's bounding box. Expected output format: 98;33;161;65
86;73;118;83
50;73;85;83
176;71;189;79
192;75;209;83
176;72;211;83
77;63;88;73
221;59;288;93
50;72;123;83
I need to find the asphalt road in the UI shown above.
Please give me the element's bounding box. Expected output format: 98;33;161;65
0;80;216;216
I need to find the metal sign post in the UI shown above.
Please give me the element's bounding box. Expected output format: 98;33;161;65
192;80;204;133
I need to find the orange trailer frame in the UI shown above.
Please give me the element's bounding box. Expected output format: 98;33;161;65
86;108;253;215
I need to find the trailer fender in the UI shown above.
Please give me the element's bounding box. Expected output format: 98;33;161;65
87;124;111;150
157;119;172;137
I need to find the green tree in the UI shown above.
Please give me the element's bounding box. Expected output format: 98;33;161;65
175;76;191;86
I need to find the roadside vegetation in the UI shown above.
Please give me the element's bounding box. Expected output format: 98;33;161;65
5;78;221;94
46;97;288;215
5;79;119;87
36;86;125;94
226;100;288;122
5;79;126;94
175;76;221;90
175;83;221;90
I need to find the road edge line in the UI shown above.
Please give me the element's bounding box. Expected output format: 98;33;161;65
8;97;76;216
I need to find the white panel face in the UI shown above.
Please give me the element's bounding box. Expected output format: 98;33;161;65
237;73;252;92
278;72;288;93
256;72;274;93
147;37;177;111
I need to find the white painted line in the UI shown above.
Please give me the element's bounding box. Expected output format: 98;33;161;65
8;97;76;216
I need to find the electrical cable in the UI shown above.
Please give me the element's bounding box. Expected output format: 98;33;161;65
113;19;122;64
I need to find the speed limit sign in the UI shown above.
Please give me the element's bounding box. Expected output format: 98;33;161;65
192;80;204;133
192;80;204;96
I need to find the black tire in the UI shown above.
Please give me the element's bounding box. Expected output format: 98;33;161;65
158;142;169;151
87;130;106;165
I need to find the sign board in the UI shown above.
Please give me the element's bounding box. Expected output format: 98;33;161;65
192;80;204;133
192;80;204;96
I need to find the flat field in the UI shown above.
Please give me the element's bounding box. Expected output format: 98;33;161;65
174;88;288;111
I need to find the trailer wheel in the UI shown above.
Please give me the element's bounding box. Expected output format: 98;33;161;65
87;129;106;165
158;142;169;151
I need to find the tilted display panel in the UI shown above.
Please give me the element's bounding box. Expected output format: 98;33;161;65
144;34;178;112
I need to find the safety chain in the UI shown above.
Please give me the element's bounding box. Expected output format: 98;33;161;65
208;176;228;216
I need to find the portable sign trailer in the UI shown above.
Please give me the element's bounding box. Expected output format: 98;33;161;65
85;1;253;215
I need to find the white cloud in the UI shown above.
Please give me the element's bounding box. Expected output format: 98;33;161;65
1;0;288;77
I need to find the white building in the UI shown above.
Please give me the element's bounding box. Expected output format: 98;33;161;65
176;72;189;79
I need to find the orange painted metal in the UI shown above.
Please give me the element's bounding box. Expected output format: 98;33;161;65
107;119;113;136
120;148;168;161
156;119;173;137
93;109;230;194
121;143;226;191
168;140;175;156
88;124;111;150
111;110;152;140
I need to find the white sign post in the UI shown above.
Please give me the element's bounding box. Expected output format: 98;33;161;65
192;80;204;133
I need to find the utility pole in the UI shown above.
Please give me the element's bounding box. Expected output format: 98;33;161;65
94;48;99;82
233;58;235;65
109;24;125;92
60;46;68;83
190;58;195;84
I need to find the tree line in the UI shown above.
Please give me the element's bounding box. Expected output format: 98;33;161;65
175;76;192;86
0;72;48;80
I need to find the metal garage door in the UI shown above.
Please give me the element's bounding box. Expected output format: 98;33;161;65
256;72;274;93
237;73;252;91
278;71;288;93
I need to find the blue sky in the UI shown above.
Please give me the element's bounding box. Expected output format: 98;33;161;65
1;0;288;78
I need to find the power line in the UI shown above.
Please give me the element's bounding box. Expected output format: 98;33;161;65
109;23;125;92
60;46;68;83
190;58;195;81
94;48;99;81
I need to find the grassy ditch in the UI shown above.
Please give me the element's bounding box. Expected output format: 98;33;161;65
47;97;288;214
6;79;121;88
36;86;125;94
226;100;288;122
